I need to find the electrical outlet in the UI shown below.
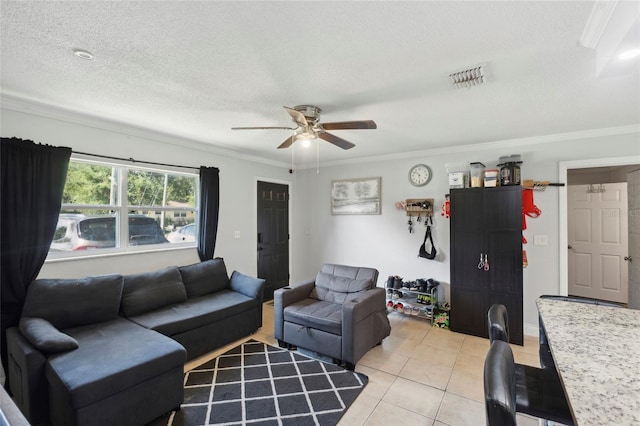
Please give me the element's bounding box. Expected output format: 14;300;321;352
234;231;241;239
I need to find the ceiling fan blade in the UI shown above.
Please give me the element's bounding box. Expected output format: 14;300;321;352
231;126;295;130
321;120;377;130
284;106;309;128
318;132;356;150
277;135;295;149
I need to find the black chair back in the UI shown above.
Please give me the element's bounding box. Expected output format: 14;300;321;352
487;304;509;344
484;340;517;426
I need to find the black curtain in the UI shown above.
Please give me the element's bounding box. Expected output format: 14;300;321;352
1;137;71;386
197;166;220;261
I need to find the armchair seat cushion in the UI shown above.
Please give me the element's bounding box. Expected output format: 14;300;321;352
128;289;258;336
284;298;343;335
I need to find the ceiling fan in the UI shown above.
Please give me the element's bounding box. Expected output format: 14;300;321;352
232;105;376;150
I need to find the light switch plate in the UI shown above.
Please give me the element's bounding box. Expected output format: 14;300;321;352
533;235;548;246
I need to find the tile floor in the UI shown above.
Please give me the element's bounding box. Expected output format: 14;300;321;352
186;303;543;426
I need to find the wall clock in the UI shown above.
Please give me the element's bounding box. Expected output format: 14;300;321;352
409;164;432;187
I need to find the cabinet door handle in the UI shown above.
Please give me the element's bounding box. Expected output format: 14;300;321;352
478;253;490;271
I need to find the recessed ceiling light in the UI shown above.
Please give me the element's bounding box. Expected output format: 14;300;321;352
73;49;94;60
619;48;640;60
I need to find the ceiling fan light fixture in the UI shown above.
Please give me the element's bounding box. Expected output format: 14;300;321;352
294;128;317;142
449;65;486;88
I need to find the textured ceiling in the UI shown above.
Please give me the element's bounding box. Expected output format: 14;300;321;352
1;1;639;167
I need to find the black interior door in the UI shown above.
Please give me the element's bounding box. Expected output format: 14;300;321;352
257;181;289;301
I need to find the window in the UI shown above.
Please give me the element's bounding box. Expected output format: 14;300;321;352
49;159;198;256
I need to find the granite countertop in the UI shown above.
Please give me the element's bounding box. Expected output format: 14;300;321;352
537;298;640;426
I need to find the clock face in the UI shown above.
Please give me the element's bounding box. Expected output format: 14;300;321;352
409;164;432;186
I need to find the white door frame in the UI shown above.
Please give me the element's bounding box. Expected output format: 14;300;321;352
559;155;640;296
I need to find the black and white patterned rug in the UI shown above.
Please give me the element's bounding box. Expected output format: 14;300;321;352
148;340;368;426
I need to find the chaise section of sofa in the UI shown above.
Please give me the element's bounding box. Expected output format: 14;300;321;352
47;317;185;426
7;274;186;426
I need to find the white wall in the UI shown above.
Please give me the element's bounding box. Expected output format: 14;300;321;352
3;106;639;336
1;108;294;279
292;131;640;335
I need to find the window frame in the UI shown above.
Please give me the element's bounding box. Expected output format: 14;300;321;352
47;157;199;260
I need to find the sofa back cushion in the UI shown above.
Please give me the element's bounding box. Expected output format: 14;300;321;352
311;271;373;304
178;258;229;297
22;274;124;329
121;266;187;317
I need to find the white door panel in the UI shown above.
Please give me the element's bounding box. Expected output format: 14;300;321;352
572;253;591;287
568;183;628;303
628;169;640;309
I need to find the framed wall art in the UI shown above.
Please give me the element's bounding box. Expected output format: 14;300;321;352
331;177;381;215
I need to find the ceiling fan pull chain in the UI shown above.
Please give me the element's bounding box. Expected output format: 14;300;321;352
316;138;320;174
291;135;295;173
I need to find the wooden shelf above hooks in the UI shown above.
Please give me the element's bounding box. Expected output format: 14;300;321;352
522;180;565;191
405;198;434;216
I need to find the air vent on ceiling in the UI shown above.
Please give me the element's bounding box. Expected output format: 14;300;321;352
449;65;486;88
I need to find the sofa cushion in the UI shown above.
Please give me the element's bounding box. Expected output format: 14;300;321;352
121;266;187;317
127;289;257;336
22;275;123;329
311;271;372;304
179;258;229;297
19;317;78;354
45;318;186;410
283;298;343;335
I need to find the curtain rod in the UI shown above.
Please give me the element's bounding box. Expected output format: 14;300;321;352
72;150;201;171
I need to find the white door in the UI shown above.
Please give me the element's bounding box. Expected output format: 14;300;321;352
568;183;628;303
628;169;640;309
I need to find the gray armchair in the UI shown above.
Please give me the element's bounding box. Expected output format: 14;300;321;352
274;264;391;370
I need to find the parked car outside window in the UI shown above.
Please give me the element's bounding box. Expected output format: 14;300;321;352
166;223;196;243
50;214;169;251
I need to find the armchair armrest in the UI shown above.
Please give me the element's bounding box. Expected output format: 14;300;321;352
342;287;391;365
343;287;386;324
273;279;315;340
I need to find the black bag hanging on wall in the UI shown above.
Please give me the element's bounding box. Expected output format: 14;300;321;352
419;217;437;260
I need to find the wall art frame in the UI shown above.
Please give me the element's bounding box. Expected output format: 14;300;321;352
331;177;381;215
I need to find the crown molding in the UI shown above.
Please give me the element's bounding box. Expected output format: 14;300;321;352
309;124;640;170
580;0;619;49
3;93;637;172
0;93;289;169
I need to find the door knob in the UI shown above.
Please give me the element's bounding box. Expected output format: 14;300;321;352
568;245;573;250
624;256;632;262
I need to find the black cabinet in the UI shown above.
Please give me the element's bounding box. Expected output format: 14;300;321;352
449;186;523;345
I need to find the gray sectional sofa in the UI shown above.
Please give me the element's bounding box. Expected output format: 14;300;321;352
6;258;265;426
